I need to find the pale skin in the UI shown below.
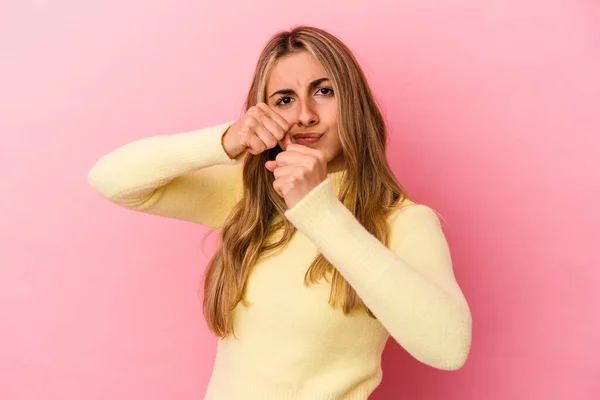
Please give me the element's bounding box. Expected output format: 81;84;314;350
223;51;346;209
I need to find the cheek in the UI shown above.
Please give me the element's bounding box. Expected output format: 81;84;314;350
269;104;295;124
323;131;342;158
322;104;338;126
277;110;295;128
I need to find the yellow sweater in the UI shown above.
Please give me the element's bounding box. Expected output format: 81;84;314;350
88;122;472;399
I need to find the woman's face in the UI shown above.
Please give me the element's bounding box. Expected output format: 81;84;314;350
265;51;346;172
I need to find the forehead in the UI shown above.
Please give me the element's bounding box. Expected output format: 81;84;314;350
267;51;327;90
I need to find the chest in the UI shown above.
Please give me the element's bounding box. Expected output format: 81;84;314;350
232;227;384;344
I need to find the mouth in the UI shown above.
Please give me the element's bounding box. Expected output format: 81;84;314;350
292;132;323;145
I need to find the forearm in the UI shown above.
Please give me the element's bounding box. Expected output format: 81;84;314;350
285;178;472;370
88;121;241;202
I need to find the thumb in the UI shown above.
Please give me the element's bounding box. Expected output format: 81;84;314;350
265;160;278;171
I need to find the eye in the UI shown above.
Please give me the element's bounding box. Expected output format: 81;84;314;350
275;96;293;107
316;87;334;96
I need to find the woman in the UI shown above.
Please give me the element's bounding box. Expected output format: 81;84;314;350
88;26;472;400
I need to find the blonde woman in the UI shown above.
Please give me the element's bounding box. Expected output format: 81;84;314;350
88;26;472;400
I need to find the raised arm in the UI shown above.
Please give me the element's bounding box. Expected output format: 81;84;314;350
87;121;246;229
284;177;472;370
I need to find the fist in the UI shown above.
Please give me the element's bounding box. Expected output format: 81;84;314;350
222;103;290;158
265;143;327;209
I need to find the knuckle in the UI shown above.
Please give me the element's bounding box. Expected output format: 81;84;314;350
240;126;251;137
276;127;286;140
246;116;258;128
247;107;260;118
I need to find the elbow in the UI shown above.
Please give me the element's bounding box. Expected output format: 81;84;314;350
428;333;471;372
408;301;472;371
87;159;124;201
87;162;111;198
434;306;472;371
87;160;156;209
87;163;100;189
438;343;470;371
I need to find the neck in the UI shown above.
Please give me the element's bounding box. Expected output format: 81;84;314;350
326;155;346;174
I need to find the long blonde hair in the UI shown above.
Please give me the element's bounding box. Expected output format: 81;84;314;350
202;26;412;338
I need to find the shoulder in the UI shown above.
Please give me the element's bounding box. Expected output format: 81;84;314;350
386;198;448;250
388;198;444;229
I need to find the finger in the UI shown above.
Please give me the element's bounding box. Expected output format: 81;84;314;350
272;178;285;198
265;160;278;171
287;144;328;165
285;143;321;156
274;149;308;167
253;123;278;149
249;105;284;144
261;116;287;142
257;103;290;134
271;165;296;180
245;116;268;154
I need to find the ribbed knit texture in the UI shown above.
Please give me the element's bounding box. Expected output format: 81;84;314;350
88;122;472;399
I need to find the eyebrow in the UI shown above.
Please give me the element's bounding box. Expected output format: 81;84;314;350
268;77;330;99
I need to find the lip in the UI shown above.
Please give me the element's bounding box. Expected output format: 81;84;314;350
293;136;322;145
292;132;322;139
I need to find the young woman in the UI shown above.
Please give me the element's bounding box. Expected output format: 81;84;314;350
88;26;472;400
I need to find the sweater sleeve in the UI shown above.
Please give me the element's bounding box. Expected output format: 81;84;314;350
87;121;246;229
284;177;472;371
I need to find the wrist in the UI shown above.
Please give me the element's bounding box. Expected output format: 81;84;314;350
221;127;241;159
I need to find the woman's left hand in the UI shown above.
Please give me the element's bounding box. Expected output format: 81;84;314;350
265;144;328;209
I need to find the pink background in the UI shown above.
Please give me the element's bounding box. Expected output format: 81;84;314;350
1;1;598;399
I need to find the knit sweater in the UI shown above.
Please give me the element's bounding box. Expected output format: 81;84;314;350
87;121;472;400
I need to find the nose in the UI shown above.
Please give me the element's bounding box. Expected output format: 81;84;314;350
281;98;319;148
296;97;319;128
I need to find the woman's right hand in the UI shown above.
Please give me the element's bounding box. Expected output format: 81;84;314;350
222;102;290;158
